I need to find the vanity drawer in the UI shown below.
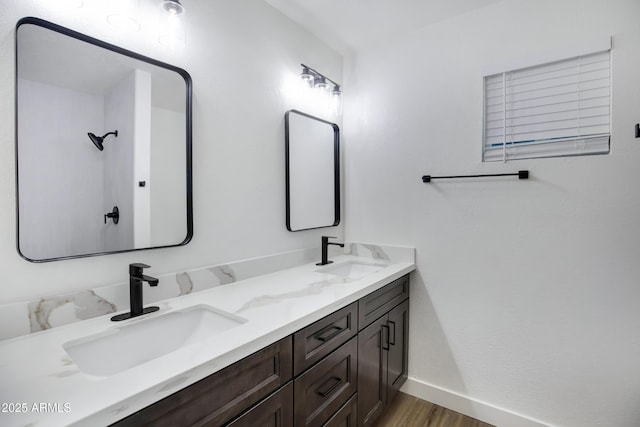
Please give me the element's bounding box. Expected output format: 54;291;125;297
225;382;293;426
113;336;292;427
323;393;357;427
294;336;357;427
358;274;409;331
293;302;358;376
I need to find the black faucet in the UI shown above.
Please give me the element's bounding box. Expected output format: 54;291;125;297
111;263;160;321
316;236;345;266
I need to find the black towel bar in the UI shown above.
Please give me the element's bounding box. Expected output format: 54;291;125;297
422;170;529;183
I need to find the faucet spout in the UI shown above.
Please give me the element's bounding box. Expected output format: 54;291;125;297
142;275;159;286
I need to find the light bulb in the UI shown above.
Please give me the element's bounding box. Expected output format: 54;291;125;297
331;85;342;115
162;0;184;15
158;13;186;49
314;76;329;90
300;68;314;87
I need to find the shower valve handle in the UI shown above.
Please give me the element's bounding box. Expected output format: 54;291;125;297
104;206;119;225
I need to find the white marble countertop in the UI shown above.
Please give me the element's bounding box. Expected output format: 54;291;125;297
0;249;414;426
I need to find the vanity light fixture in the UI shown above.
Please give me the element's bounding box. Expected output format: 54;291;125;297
299;63;343;114
314;76;329;90
300;67;315;87
162;0;184;15
159;0;186;48
331;84;343;115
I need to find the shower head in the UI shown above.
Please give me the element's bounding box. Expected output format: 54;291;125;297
88;130;118;151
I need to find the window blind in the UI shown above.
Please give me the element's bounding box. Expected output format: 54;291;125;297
483;50;611;162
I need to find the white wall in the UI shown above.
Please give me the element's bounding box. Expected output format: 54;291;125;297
103;71;135;252
0;1;343;302
344;0;640;426
17;79;105;259
133;69;152;248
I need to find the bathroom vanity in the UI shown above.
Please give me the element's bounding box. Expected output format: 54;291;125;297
0;246;414;427
114;275;409;426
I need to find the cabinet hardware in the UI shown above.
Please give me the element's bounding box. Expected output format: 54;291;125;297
381;324;390;351
388;320;396;346
314;325;345;342
316;376;343;397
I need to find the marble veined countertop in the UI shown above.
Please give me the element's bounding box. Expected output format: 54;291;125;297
0;248;414;426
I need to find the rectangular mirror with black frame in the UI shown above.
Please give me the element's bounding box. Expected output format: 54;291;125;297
285;109;340;232
15;17;193;262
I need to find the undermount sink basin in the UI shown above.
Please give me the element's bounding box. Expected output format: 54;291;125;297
317;260;387;279
64;305;246;377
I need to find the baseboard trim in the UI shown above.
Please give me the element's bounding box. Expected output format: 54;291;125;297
401;377;551;427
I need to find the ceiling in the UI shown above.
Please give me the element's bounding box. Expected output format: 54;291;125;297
265;0;502;54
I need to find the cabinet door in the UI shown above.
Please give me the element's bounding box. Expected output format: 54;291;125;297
357;315;388;427
225;382;293;427
387;300;409;404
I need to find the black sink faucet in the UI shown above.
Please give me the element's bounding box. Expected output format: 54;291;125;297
111;263;160;321
316;236;345;266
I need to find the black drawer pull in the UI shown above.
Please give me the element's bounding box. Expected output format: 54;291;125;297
314;325;345;342
316;376;343;398
381;324;390;351
388;320;396;346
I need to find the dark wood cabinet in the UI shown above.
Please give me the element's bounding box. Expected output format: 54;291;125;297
226;382;293;427
294;337;358;426
112;274;410;427
112;337;292;427
358;280;410;427
357;316;388;427
387;300;409;404
324;394;358;427
293;302;358;376
358;275;409;331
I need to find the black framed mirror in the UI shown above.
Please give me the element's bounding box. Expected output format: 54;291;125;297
285;109;340;232
15;17;193;262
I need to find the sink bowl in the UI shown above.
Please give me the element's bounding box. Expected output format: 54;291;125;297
64;305;246;377
317;261;387;279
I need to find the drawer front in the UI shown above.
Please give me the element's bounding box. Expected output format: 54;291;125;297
113;336;293;427
293;302;358;376
294;337;358;427
358;275;409;331
225;382;293;427
323;393;357;427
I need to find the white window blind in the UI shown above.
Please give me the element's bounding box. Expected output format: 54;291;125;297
483;50;611;162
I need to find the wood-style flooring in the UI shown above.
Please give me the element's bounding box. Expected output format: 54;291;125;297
374;392;495;427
